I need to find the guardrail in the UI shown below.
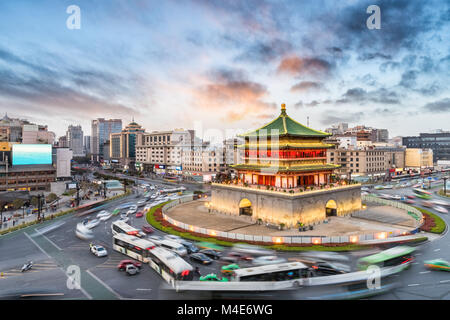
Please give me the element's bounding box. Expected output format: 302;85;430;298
161;197;424;245
361;194;424;227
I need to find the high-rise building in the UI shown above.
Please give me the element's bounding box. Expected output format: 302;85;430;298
84;135;91;155
58;136;67;148
110;121;146;169
403;132;450;162
66;125;84;157
91;118;122;162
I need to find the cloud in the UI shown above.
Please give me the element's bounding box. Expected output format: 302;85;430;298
290;81;324;92
277;56;333;77
423;98;450;112
235;38;293;63
336;87;401;105
398;70;419;88
192;67;276;122
320;111;365;125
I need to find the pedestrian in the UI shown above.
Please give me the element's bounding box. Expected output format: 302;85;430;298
12;220;15;227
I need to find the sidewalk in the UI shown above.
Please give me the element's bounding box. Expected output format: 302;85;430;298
0;190;125;232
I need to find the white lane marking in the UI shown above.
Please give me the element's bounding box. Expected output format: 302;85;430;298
439;280;450;283
136;288;152;291
86;270;122;299
419;271;431;274
434;249;441;252
415;253;422;256
412;262;419;265
407;284;420;287
24;232;92;300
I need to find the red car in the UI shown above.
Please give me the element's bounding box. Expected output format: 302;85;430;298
117;260;142;271
141;225;154;234
136;211;144;218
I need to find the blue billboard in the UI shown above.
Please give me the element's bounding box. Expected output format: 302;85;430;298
12;144;52;165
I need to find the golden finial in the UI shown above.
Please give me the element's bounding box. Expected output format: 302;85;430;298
281;103;286;111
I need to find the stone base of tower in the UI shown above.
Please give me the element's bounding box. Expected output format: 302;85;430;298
210;183;362;228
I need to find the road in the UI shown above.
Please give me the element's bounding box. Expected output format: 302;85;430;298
1;176;449;300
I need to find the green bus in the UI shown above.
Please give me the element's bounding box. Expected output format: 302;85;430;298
413;188;432;200
357;246;416;271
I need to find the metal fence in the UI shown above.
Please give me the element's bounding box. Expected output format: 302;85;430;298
161;196;421;245
361;194;424;226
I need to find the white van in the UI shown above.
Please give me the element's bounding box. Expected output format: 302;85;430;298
159;239;188;257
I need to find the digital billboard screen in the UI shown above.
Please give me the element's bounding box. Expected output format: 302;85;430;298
12;144;53;166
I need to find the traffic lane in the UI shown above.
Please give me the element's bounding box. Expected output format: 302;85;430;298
0;232;50;272
0;268;86;300
87;253;163;300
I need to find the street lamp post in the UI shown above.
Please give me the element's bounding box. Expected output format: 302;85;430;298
444;176;448;195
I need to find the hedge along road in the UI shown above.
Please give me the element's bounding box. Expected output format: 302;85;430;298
0;193;136;300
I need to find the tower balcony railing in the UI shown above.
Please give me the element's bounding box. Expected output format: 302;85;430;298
212;179;360;195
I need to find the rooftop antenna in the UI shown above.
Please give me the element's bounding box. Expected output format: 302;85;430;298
307;116;310;127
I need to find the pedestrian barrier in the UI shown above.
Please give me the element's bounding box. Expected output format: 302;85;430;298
161;195;423;245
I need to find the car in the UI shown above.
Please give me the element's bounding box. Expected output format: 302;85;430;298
137;199;147;207
90;244;108;257
99;213;112;221
391;195;402;200
164;234;182;242
379;193;393;200
227;251;254;261
117;216;129;223
85;219;100;229
407;195;416;199
432;200;450;207
128;205;138;214
252;256;287;266
199;273;228;282
374;185;384;190
180;241;199;254
361;187;370;191
136;211;144;218
189;253;213;265
311;261;351;275
199;249;221;260
135;231;147;238
402;199;416;205
384;185;393;189
422;200;434;208
117;259;143;271
232;244;274;256
96;210;110;218
221;263;240;274
141;225;155;234
112;208;121;216
125;264;140;276
148;235;163;245
424;259;450;271
434;206;448;214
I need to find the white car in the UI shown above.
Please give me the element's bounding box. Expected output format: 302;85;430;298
85;219;101;229
391;195;402;200
75;223;94;240
434;206;448;214
148;235;163;245
128;205;138;213
99;213;112;221
96;210;110;218
137;199;147;207
90;245;108;257
252;256;287;266
164;234;182;242
118;216;130;223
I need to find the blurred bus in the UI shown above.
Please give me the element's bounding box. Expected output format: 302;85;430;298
111;220;140;236
230;262;312;283
413;188;432;199
356;246;415;271
112;233;156;262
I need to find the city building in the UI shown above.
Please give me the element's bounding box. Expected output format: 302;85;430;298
22;124;55;144
58;136;67;148
402;131;450;162
84;135;91;156
136;129;195;174
110;121;146;170
53;147;73;179
182;142;227;182
91;118;122;162
405;148;434;169
210;104;361;228
66;125;84;157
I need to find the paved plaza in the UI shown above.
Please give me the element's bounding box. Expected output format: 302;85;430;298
165;199;417;237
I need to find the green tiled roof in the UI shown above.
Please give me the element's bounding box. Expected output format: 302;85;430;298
231;163;340;173
240;105;331;138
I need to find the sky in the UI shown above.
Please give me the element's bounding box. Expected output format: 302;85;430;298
0;0;449;140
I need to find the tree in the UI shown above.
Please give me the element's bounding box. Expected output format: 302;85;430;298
12;199;25;210
30;197;39;207
46;193;58;203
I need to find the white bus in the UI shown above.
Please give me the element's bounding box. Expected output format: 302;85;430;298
111;220;140;236
112;233;156;263
147;246;194;286
230;262;311;283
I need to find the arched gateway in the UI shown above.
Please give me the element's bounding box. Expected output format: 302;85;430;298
239;198;252;216
325;199;337;217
